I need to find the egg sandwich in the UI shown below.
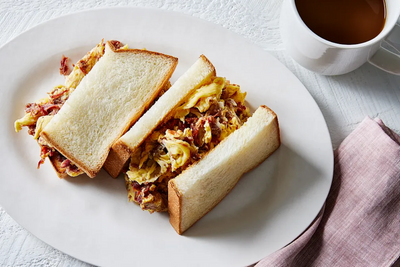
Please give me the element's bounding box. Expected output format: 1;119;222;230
15;40;178;178
105;55;281;234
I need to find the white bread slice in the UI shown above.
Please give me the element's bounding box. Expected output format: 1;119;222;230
168;105;280;234
40;41;178;178
104;55;216;178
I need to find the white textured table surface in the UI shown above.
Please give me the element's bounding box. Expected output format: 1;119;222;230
1;1;399;266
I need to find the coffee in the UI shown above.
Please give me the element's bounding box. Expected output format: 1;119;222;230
295;0;386;45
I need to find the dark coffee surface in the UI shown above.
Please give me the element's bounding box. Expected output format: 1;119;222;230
295;0;386;44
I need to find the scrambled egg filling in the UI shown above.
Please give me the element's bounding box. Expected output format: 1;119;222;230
14;40;106;176
126;76;250;213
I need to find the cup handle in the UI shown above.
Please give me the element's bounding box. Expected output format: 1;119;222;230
368;24;400;75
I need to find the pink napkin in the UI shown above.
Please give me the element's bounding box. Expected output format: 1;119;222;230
255;117;400;267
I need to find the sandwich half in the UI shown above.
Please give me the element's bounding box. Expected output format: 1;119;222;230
169;106;279;234
104;55;216;177
15;40;106;177
40;41;178;178
108;55;280;233
16;40;178;178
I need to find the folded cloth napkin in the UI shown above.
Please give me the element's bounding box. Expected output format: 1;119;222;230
255;117;400;267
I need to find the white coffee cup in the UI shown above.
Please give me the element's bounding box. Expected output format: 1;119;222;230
280;0;400;75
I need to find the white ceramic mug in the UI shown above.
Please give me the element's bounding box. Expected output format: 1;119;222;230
280;0;400;75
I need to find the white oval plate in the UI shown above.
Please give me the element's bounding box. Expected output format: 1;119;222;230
0;7;333;267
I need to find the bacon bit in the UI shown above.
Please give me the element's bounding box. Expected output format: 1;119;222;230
167;118;181;129
49;88;68;100
191;151;200;161
191;119;202;145
185;117;198;126
28;125;36;136
59;55;72;76
109;40;124;50
191;124;199;142
54;151;66;162
192;119;208;147
143;185;151;198
25;102;62;119
213;110;222;120
131;182;154;205
25;103;46;117
68;163;80;173
60;159;71;168
77;60;90;75
42;103;62;113
134;191;143;204
159;118;185;132
236;102;247;115
47;147;54;158
207;102;221;116
207;116;222;142
226;98;237;108
38;146;54;168
37;158;45;169
132;181;142;190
